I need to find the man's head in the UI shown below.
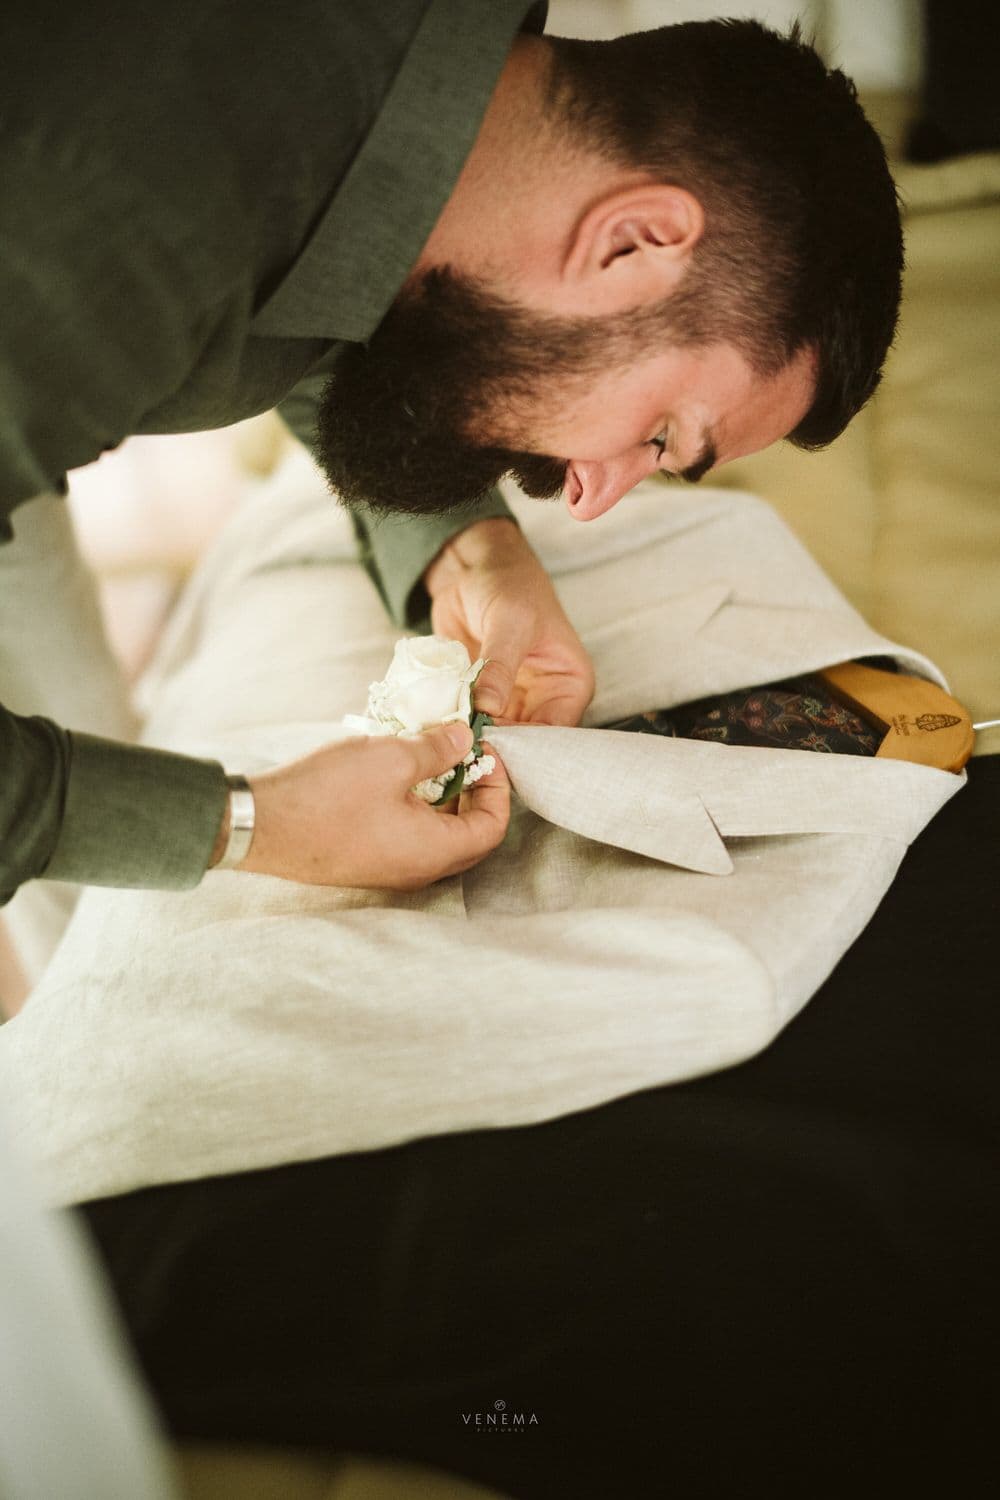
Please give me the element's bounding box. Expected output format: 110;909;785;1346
317;19;903;522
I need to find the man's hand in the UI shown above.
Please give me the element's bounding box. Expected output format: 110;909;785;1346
423;518;595;724
220;723;509;891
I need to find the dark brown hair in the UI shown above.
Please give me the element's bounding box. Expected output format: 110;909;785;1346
544;19;904;446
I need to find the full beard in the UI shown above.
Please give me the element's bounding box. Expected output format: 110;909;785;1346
315;267;616;516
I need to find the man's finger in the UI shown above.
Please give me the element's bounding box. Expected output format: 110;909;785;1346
471;657;515;718
441;744;510;865
403;722;473;783
524;688;590;727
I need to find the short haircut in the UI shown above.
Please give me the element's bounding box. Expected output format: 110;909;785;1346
544;19;904;447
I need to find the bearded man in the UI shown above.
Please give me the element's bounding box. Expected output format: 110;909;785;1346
0;1;901;905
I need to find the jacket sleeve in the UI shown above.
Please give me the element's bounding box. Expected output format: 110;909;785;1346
277;366;517;628
0;705;229;906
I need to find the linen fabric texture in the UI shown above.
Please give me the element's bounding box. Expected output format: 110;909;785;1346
0;453;962;1206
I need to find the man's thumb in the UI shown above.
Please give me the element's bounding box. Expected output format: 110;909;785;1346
408;721;474;780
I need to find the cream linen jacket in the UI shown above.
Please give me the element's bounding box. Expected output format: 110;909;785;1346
0;453;963;1205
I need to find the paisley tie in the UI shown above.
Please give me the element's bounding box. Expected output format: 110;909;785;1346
603;663;894;757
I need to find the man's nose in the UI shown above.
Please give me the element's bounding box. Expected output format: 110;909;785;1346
563;454;652;521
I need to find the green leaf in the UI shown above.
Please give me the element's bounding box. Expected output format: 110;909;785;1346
470;710;493;755
438;764;467;804
436;708;493;803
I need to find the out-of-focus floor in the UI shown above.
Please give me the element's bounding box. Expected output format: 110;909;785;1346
66;416;289;683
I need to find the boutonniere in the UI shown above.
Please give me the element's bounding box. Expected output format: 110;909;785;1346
345;635;495;803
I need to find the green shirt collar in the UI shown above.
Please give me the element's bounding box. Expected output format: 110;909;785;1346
251;0;546;343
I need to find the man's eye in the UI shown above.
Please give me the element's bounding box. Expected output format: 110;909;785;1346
646;430;679;480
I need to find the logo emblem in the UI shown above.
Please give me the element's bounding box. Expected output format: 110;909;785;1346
915;713;961;732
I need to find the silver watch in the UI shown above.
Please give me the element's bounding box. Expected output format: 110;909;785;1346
215;774;255;870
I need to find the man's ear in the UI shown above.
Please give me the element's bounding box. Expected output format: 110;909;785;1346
562;184;704;315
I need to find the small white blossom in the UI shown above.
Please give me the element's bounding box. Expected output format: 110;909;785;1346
411;768;457;805
463;755;496;786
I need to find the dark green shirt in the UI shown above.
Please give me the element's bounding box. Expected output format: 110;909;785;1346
0;0;545;902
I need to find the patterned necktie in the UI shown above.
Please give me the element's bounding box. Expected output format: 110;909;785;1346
601;660;897;757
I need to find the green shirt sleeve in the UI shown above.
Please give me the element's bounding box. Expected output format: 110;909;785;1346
0;705;228;906
277;366;517;628
0;122;248;511
0;709;70;905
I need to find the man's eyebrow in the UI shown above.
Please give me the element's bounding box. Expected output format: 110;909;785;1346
679;439;718;484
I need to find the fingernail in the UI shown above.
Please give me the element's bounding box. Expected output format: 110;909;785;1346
446;723;473;754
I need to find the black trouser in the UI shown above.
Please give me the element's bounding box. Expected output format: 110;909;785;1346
80;757;1000;1499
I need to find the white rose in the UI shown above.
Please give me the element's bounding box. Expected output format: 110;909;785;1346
345;636;492;807
367;635;483;733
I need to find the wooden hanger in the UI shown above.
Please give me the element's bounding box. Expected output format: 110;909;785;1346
818;661;975;773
